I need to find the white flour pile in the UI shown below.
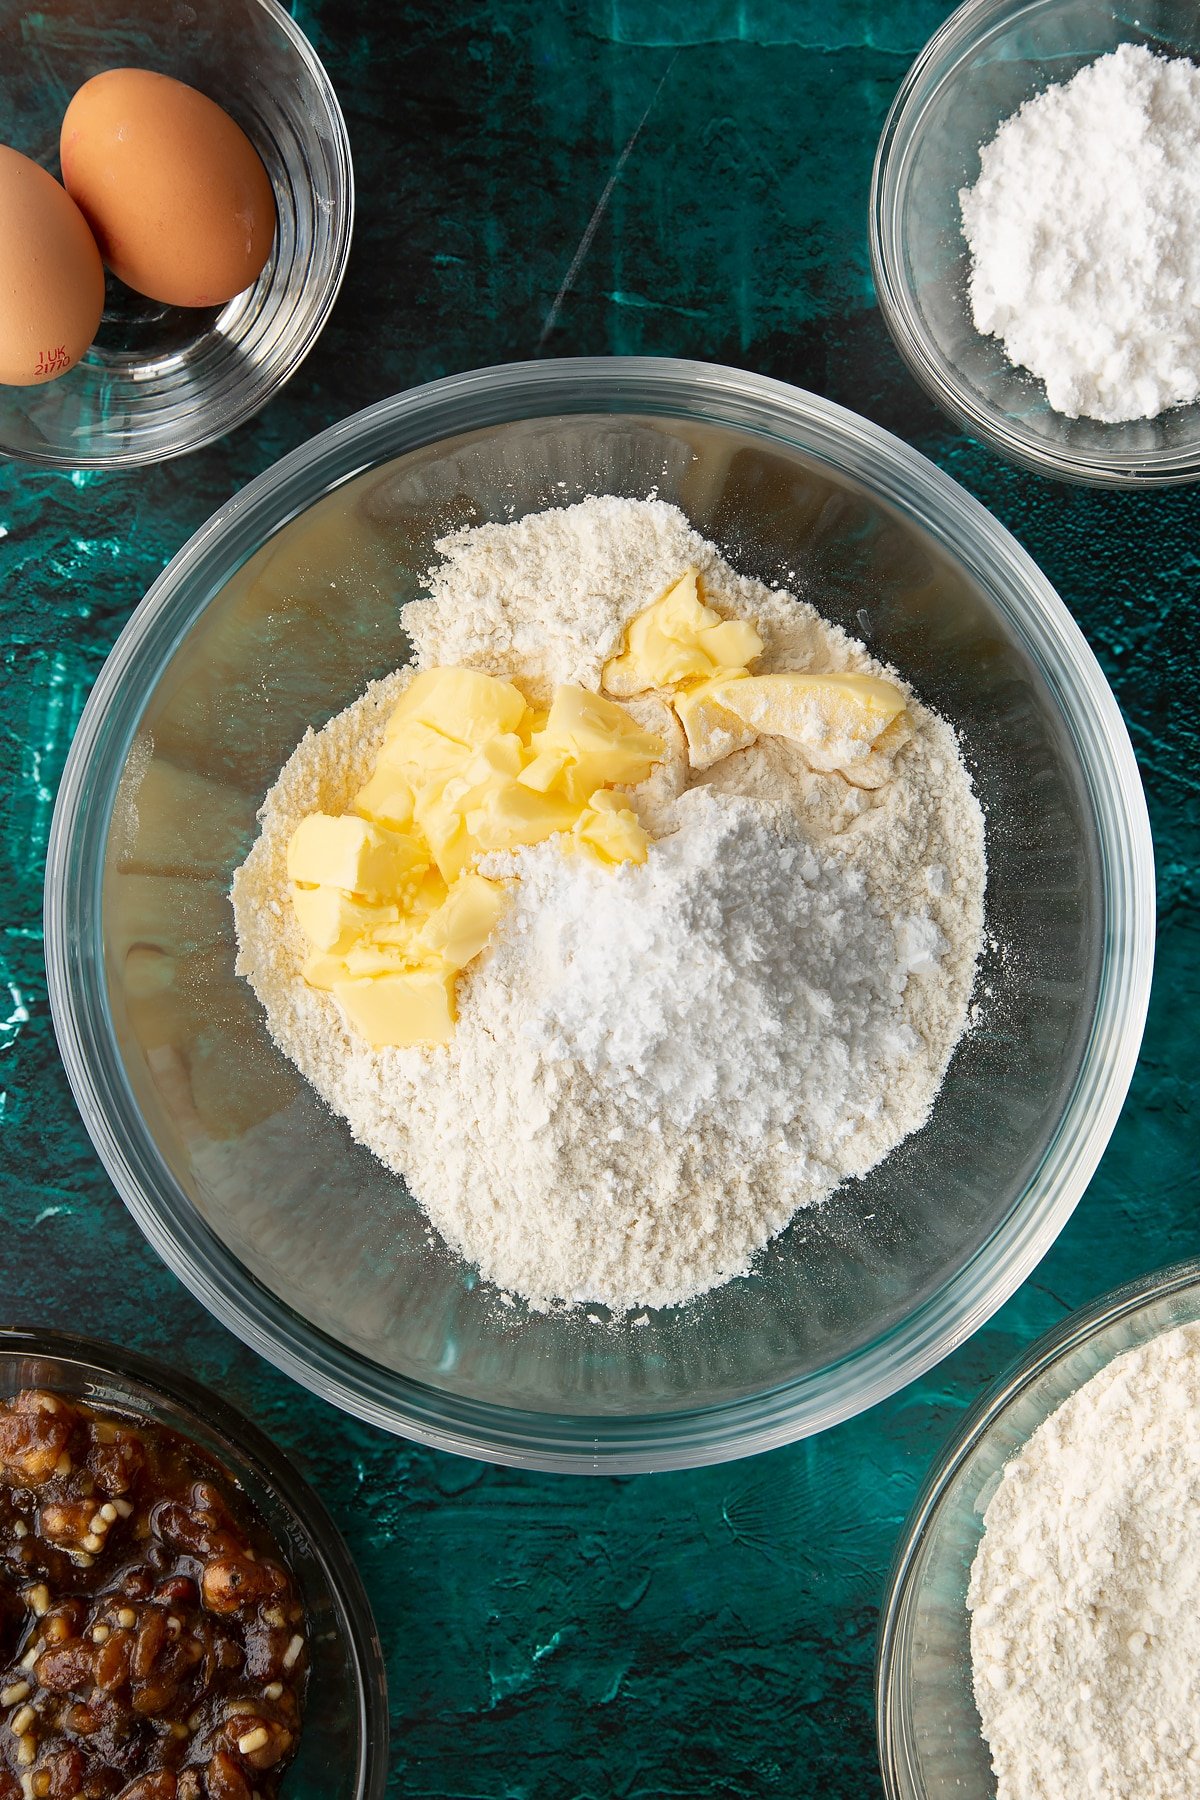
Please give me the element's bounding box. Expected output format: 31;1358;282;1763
233;496;986;1313
960;45;1200;423
969;1323;1200;1800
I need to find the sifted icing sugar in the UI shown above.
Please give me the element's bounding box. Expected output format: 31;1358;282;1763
960;45;1200;423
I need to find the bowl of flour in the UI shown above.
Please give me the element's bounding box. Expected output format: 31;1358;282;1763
871;0;1200;486
45;358;1154;1470
876;1258;1200;1800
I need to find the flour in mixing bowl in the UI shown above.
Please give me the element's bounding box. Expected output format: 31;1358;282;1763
232;497;986;1312
969;1322;1200;1800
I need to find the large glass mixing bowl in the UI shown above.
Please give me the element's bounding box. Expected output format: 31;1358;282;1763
45;359;1154;1472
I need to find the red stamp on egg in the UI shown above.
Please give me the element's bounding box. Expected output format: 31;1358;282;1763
35;345;71;376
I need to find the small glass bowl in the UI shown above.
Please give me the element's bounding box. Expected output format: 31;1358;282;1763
0;0;353;469
875;1258;1200;1798
0;1326;388;1800
870;0;1200;487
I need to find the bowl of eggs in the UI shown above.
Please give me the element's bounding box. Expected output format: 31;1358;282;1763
0;0;353;468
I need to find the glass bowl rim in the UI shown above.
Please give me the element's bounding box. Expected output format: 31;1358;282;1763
1;0;356;472
873;1255;1200;1799
44;354;1155;1472
0;1321;389;1800
868;0;1200;489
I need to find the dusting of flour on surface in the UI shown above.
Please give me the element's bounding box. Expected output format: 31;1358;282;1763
969;1322;1200;1800
233;497;986;1313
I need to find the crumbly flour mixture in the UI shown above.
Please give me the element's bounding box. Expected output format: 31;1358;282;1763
969;1323;1200;1800
960;45;1200;423
233;496;986;1312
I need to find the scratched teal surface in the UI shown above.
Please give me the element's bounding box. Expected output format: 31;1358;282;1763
2;3;1197;1795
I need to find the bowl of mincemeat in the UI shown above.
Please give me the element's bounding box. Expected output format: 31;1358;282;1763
45;357;1153;1472
0;1327;387;1800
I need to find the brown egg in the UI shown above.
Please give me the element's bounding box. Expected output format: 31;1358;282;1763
0;145;105;386
60;68;276;308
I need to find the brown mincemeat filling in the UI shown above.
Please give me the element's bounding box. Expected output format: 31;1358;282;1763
0;1390;307;1800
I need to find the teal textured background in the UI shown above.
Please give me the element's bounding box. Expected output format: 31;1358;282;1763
1;3;1196;1794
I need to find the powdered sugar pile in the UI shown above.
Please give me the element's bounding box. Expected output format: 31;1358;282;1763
969;1322;1200;1800
960;45;1200;423
233;497;986;1313
485;789;928;1143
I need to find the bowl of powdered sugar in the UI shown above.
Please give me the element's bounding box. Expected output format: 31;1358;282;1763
45;358;1153;1470
877;1258;1200;1800
871;0;1200;485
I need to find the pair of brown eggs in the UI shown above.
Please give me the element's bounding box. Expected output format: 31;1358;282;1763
0;68;276;387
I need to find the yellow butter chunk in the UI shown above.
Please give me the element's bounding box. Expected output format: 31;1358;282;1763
403;866;451;921
331;963;457;1049
340;938;423;977
464;781;580;853
287;812;428;900
572;791;650;866
412;784;474;884
837;712;914;789
378;716;475;789
291;885;400;954
673;675;759;771
291;662;671;1046
385;666;528;748
523;684;664;800
677;670;908;775
515;745;570;795
301;951;351;991
602;568;764;696
352;764;415;829
420;873;509;970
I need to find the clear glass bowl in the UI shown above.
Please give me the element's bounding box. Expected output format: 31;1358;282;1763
0;1325;388;1799
870;0;1200;487
44;357;1154;1473
875;1258;1200;1799
0;0;352;468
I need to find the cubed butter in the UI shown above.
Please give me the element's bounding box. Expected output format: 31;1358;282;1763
693;671;907;772
412;784;474;883
332;964;457;1049
302;951;350;990
340;939;423;978
673;675;758;770
291;885;400;954
837;711;914;789
385;666;528;747
420;873;509;969
293;663;672;1045
602;568;763;695
515;745;570;795
675;670;907;773
352;764;415;829
363;920;429;955
405;866;450;920
464;781;579;853
378;717;475;789
287;813;428;900
572;794;650;866
523;685;664;798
